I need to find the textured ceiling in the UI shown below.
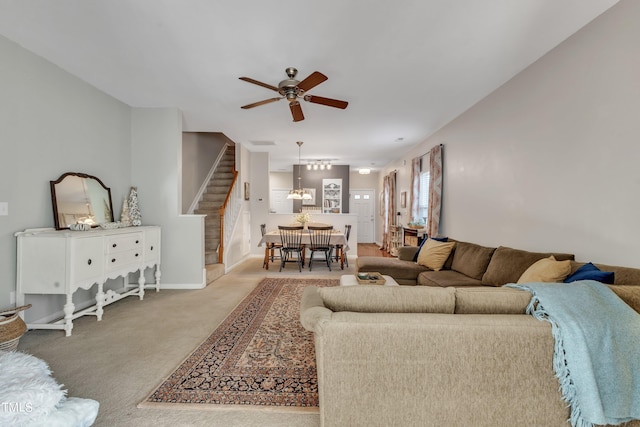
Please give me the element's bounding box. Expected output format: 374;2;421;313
0;0;618;171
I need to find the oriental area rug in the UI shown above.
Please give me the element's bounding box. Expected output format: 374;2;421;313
139;277;337;412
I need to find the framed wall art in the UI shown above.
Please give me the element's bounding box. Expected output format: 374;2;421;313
302;188;316;205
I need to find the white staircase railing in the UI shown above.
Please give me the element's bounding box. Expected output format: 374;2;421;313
218;170;240;264
187;144;231;214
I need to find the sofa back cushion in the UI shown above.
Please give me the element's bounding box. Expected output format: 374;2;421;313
481;246;575;287
454;287;532;314
450;241;496;280
416;240;456;271
517;256;571;284
570;261;640;287
318;286;456;313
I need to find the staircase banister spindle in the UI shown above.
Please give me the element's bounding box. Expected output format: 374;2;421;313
218;169;238;264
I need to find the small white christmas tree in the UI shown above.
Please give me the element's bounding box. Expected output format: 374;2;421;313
120;197;131;226
128;187;142;226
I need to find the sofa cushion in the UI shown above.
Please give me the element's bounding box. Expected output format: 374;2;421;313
454;287;532;314
357;256;427;284
579;262;640;286
565;262;615;284
418;270;483;287
450;241;496;280
398;246;420;261
482;246;575;287
517;256;571;284
318;286;456;313
411;235;448;261
608;285;640;314
416;239;456;271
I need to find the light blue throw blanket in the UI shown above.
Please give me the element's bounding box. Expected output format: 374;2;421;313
507;280;640;427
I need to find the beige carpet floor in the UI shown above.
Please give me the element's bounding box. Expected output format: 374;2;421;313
18;256;356;427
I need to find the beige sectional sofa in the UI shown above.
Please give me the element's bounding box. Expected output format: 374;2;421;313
357;239;640;288
300;284;640;427
302;239;640;426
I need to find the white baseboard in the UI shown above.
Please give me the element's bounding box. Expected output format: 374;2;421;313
159;268;206;289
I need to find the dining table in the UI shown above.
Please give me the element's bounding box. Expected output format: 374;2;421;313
258;228;350;270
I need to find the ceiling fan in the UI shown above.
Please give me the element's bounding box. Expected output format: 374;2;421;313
239;67;348;122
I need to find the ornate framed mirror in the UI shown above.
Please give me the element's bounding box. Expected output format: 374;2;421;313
50;172;114;230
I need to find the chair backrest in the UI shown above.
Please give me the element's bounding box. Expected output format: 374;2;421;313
260;223;266;237
278;225;304;249
308;225;333;249
344;224;352;241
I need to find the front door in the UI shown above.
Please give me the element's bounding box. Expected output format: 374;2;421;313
350;189;375;243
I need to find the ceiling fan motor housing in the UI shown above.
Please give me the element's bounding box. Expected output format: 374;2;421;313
279;78;301;100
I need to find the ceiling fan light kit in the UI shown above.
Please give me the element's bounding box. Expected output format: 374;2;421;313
240;67;348;122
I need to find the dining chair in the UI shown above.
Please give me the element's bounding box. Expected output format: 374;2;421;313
260;224;282;269
307;225;334;271
278;225;305;272
333;224;351;269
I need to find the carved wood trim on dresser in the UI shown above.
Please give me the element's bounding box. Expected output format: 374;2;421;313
15;226;161;336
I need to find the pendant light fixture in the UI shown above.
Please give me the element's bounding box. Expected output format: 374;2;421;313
287;141;312;200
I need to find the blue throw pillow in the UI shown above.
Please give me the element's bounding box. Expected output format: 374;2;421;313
564;262;615;284
412;236;448;262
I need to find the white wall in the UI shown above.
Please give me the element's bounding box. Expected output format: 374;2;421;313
181;132;230;213
131;108;205;287
0;33;208;317
249;152;271;257
269;171;293;190
381;0;640;267
222;143;253;269
0;35;133;313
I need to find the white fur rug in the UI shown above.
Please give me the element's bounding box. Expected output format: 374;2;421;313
0;351;99;427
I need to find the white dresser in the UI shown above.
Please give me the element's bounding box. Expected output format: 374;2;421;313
16;226;161;336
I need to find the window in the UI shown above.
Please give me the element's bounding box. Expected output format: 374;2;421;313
418;171;430;221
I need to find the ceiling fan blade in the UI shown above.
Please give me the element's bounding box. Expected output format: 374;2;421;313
241;97;282;109
303;95;349;109
297;71;328;92
239;77;279;92
289;101;305;122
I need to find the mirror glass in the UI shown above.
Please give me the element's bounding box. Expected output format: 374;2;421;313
50;172;114;230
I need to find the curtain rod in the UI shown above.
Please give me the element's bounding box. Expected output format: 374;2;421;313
419;143;443;158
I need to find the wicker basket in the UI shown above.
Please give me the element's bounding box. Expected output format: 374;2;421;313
0;304;31;352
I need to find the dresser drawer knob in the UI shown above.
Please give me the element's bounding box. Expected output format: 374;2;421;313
136;240;140;244
111;258;116;263
135;253;139;257
150;246;154;251
87;259;92;265
112;243;117;248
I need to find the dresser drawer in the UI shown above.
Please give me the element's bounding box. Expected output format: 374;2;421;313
106;233;143;253
105;249;142;272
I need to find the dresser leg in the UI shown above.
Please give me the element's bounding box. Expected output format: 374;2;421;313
95;283;105;321
154;265;161;292
63;296;75;337
138;269;146;300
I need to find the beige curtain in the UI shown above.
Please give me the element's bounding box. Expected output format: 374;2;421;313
410;157;421;220
381;171;397;252
427;145;443;237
